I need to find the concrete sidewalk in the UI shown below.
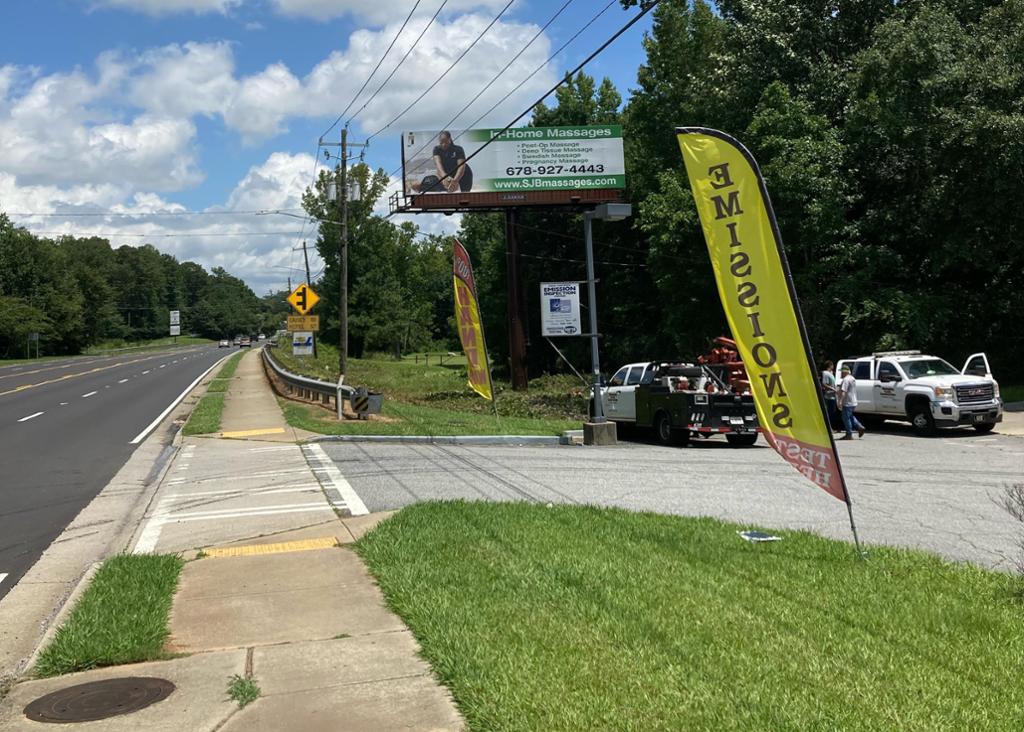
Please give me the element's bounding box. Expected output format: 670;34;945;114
0;347;463;731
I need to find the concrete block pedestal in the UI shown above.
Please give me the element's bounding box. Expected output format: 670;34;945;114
583;421;617;446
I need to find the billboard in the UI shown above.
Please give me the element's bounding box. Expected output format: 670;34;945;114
539;282;582;337
401;126;625;207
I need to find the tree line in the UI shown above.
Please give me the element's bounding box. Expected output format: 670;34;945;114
0;213;272;357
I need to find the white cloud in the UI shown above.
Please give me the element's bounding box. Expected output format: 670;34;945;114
269;0;511;24
91;0;241;16
130;43;237;118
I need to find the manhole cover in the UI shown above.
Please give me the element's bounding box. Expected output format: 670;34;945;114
24;677;175;723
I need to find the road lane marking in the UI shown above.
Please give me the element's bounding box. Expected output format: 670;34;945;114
0;573;7;587
119;379;129;384
18;412;44;422
82;391;97;398
142;370;151;375
159;364;166;369
204;538;338;558
129;354;231;445
221;427;286;438
303;443;369;516
161;482;320;499
60;402;68;406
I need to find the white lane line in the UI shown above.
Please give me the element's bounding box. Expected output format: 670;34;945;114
119;379;129;384
303;443;369;516
129;354;230;445
159;364;166;369
82;391;97;398
247;446;296;453
18;412;44;422
59;402;69;406
142;370;151;375
0;573;7;587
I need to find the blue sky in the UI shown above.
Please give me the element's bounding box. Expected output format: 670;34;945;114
1;1;653;293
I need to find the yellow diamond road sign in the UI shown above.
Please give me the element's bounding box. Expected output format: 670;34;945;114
287;283;319;315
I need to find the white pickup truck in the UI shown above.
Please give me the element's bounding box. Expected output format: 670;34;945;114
836;351;1002;435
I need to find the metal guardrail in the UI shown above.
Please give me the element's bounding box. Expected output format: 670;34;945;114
261;346;381;419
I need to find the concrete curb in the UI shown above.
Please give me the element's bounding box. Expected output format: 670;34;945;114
22;562;101;673
306;434;569;446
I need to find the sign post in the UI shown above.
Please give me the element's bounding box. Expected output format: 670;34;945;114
169;310;180;341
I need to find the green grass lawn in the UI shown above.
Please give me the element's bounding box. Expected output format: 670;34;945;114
270;339;586;436
83;335;212;354
357;502;1024;731
182;351;243;434
34;554;184;677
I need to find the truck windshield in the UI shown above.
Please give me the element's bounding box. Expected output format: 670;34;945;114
903;359;960;378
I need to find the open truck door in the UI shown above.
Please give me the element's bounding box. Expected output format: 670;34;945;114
962;352;992;378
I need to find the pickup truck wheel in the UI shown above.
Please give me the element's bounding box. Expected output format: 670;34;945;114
654;412;685;446
726;433;757;447
910;405;936;436
973;422;996;433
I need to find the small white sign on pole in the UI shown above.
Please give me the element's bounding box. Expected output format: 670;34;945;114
292;331;314;356
540;282;582;336
169;325;181;336
169;310;180;326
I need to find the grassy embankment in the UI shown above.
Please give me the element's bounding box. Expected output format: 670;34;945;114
34;554;184;677
271;340;583;436
358;501;1024;731
181;351;245;436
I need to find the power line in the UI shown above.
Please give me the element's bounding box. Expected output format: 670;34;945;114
391;0;578;178
422;0;659;194
365;0;515;142
347;0;449;127
319;0;424;140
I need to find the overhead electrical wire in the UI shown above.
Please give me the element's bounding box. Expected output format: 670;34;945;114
416;0;660;195
364;0;516;142
347;0;450;128
319;0;424;140
391;0;579;178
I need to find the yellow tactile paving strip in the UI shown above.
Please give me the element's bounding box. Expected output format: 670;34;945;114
220;427;287;438
204;537;339;558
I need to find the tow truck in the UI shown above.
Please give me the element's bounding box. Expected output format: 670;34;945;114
836;350;1002;435
596;358;760;446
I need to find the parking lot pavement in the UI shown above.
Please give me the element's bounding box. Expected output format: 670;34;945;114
318;428;1024;571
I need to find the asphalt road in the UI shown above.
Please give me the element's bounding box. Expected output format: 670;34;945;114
319;427;1024;570
0;344;231;601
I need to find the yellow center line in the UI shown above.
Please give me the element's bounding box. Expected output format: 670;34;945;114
0;348;211;398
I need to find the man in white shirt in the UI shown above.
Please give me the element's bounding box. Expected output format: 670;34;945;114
837;364;865;440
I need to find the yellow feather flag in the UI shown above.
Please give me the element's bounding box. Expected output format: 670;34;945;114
677;128;852;505
453;239;494;401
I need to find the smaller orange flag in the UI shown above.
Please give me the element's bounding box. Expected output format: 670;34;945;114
453;239;493;401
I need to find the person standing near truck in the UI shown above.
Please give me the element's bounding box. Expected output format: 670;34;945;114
821;360;839;430
837;364;866;440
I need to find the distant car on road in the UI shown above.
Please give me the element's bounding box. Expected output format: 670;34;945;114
233;336;241;346
239;337;252;348
218;339;230;348
258;334;267;341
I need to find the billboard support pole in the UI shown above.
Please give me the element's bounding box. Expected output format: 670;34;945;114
505;209;529;390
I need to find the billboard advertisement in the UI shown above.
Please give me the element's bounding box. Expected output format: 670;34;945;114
402;126;625;201
539;282;582;337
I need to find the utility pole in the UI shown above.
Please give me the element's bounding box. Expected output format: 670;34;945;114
320;127;366;378
339;127;349;377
